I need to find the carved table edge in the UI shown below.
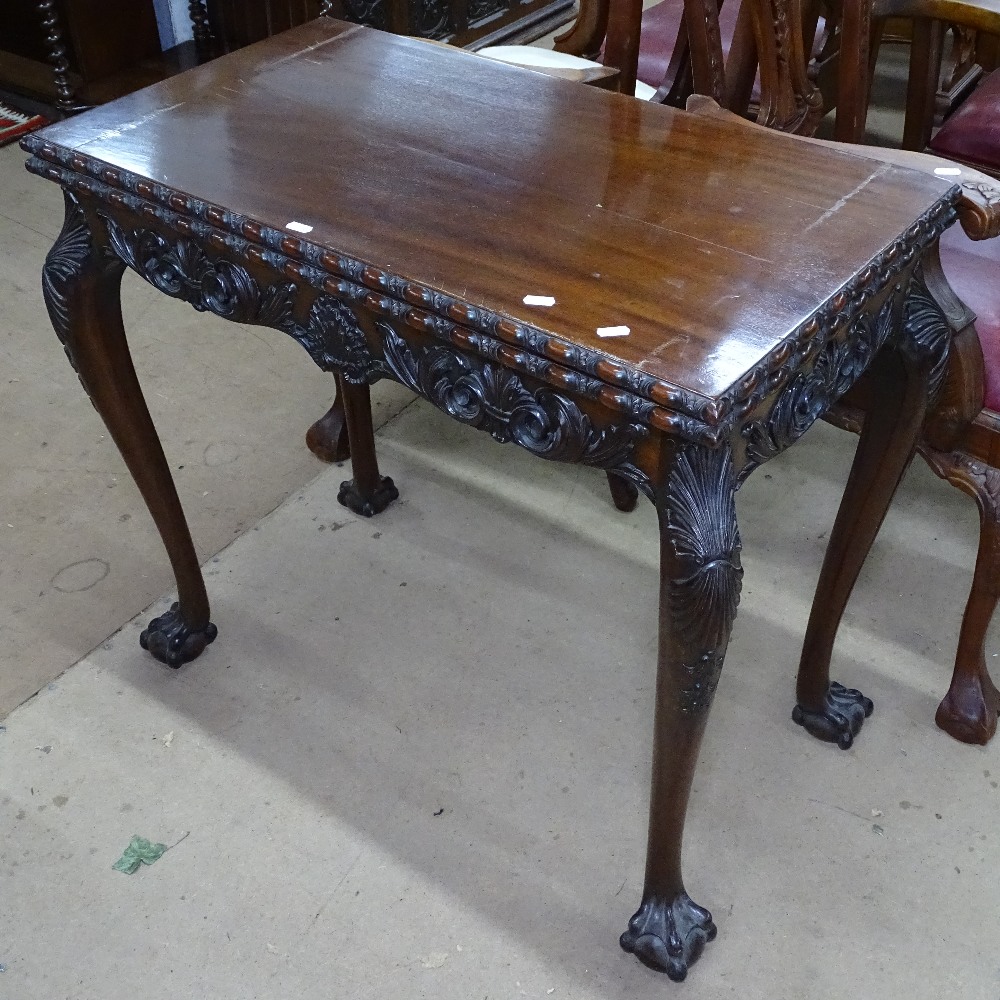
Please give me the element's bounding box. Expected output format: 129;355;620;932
22;137;960;445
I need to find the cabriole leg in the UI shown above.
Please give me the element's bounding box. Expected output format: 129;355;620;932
929;455;1000;744
795;322;935;748
43;193;216;667
305;376;351;463
336;380;399;517
621;445;742;980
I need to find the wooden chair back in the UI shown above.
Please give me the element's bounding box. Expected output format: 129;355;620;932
556;0;825;133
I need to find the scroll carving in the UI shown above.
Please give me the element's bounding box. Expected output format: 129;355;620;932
741;296;895;473
957;181;1000;241
409;0;452;37
663;446;743;714
100;215;382;383
377;321;653;492
467;0;509;22
342;0;389;28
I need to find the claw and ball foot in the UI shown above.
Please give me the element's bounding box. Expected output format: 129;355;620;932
139;602;218;667
620;893;717;981
793;681;873;748
337;476;399;517
936;668;1000;745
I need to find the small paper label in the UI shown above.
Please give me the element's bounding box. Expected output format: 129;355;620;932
523;294;556;307
596;325;630;338
933;167;962;176
285;221;314;233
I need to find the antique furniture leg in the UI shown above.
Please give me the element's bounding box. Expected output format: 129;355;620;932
607;472;640;511
794;283;943;747
336;380;399;517
305;377;352;463
920;449;1000;743
42;193;217;666
620;444;742;979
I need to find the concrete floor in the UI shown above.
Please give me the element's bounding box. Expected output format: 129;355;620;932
2;47;1000;999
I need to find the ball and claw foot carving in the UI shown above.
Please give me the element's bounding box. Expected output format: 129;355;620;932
139;602;218;668
337;476;399;517
619;892;717;981
935;667;1000;745
793;681;874;749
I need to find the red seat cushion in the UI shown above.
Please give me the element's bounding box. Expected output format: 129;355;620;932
930;70;1000;173
940;223;1000;412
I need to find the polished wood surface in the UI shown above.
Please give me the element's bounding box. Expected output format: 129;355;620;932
37;20;952;407
24;19;961;979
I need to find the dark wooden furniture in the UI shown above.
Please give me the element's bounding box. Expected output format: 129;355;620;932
803;0;1000;743
196;0;573;52
0;0;167;113
24;19;961;979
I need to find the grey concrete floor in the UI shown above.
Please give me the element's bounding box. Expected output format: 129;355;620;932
2;47;1000;999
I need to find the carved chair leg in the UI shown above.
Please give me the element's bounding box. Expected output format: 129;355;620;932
336;381;399;517
305;376;351;464
43;193;216;666
921;451;1000;744
607;471;639;512
795;312;937;748
620;445;742;980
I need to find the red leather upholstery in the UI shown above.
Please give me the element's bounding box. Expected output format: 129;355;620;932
940;222;1000;412
930;70;1000;173
635;0;741;92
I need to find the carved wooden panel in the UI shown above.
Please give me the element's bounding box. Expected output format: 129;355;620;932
205;0;572;49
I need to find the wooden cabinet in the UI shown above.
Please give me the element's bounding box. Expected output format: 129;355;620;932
205;0;575;53
0;0;166;109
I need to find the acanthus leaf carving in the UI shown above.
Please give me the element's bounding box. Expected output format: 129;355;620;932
741;295;895;475
902;267;951;401
99;213;383;384
376;320;652;488
42;192;97;379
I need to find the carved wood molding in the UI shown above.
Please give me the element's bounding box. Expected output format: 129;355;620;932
957;180;1000;241
23;143;960;454
377;321;654;490
740;295;896;476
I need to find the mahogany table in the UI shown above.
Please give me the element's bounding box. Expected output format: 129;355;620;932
22;19;959;982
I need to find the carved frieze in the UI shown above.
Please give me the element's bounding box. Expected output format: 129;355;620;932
100;214;383;383
741;296;895;473
377;320;654;490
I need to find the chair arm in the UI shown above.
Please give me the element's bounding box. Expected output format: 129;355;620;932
686;95;1000;240
871;0;1000;34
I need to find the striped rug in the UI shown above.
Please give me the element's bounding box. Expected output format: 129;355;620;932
0;99;48;148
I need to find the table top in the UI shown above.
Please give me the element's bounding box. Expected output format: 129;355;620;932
24;18;957;426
